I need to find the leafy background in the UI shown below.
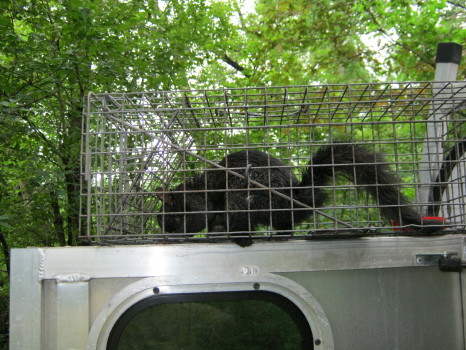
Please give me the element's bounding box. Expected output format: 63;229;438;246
0;0;465;346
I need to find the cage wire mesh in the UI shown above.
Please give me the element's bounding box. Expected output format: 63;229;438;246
80;82;466;244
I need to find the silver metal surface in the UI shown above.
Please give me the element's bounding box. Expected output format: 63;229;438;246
32;236;466;278
56;281;89;350
418;82;466;211
9;235;466;349
282;267;464;350
9;249;42;350
418;59;461;205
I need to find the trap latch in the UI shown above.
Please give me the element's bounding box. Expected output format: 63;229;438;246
415;252;464;272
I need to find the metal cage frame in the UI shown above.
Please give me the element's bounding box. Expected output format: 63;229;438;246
80;81;466;244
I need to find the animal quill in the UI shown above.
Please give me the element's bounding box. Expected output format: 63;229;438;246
156;143;442;246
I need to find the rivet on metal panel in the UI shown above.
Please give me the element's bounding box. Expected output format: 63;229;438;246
253;282;260;290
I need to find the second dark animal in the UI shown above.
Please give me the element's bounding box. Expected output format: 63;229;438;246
156;143;441;246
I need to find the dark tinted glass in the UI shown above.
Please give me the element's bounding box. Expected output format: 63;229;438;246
108;291;313;350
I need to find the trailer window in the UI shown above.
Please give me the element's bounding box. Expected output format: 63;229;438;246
107;291;313;350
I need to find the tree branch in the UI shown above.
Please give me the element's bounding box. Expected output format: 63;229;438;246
222;54;251;77
362;2;435;68
19;113;62;159
232;0;246;31
447;1;466;10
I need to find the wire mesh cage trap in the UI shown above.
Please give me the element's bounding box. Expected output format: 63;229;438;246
80;82;466;244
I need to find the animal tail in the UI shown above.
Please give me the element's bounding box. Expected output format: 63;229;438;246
301;142;443;232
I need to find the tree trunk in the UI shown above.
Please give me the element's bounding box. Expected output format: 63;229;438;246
0;232;9;277
65;169;80;246
50;188;66;246
63;104;84;246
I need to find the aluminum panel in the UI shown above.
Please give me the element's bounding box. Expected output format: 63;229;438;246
56;281;89;350
37;235;464;279
281;267;464;349
9;248;42;350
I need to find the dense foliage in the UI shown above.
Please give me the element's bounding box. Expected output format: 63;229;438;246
0;0;464;347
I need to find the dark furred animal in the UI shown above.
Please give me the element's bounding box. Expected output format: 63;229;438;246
157;143;441;246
